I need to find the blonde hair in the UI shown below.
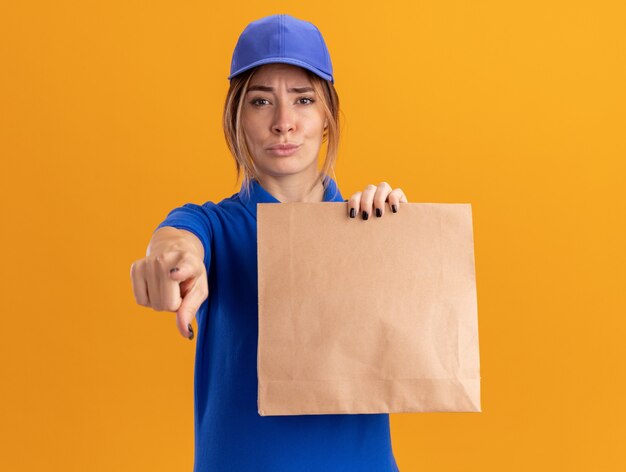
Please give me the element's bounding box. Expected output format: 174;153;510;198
222;66;341;200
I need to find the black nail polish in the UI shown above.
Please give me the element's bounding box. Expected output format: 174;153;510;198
391;204;397;213
375;208;382;217
188;324;194;340
350;208;356;218
362;211;369;220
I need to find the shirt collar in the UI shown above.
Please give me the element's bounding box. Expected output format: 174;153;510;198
238;176;344;219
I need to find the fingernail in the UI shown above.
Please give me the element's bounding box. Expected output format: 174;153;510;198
391;204;397;213
170;267;179;273
375;208;382;218
187;324;194;340
350;208;356;218
362;211;369;220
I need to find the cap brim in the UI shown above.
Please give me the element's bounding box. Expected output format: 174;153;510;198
228;57;333;83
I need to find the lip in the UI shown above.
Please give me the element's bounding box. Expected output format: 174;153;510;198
266;143;301;156
267;143;301;150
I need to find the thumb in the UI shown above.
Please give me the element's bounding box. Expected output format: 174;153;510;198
168;258;200;283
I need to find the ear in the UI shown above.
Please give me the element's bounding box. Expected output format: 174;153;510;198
324;119;328;129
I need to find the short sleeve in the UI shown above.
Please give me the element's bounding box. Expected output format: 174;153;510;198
153;202;214;268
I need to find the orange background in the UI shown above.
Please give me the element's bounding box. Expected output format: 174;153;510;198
1;1;624;471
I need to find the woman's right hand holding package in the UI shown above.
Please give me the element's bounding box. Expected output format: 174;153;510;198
130;227;208;340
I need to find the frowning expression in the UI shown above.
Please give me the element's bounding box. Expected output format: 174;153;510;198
241;63;328;180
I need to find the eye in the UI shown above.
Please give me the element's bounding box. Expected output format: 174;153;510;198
249;96;316;107
250;98;270;107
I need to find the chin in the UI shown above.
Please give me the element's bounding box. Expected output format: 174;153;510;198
258;157;317;178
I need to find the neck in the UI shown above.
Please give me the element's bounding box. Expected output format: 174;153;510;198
256;171;326;203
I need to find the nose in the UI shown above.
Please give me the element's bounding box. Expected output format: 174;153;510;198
272;101;295;134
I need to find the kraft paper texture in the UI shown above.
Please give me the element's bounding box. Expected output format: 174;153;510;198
257;202;481;416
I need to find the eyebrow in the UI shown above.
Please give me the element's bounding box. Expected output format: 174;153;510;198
246;85;315;94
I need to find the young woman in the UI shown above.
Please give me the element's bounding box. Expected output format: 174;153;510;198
130;14;407;471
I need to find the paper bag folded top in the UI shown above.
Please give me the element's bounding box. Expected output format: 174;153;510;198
257;202;481;416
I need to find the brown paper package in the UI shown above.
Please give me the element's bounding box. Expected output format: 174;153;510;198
257;202;481;416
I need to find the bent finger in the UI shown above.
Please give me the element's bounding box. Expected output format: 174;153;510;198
146;257;162;310
347;192;362;219
130;261;150;306
154;252;186;311
373;182;393;217
360;184;377;220
387;188;408;213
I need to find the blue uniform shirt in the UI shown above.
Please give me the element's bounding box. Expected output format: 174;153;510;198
154;176;399;472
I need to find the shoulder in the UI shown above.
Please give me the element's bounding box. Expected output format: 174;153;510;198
205;192;242;217
177;191;239;216
158;191;245;231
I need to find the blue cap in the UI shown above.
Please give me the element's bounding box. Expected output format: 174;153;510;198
228;14;334;84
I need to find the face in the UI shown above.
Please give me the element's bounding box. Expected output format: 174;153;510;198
240;63;328;181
